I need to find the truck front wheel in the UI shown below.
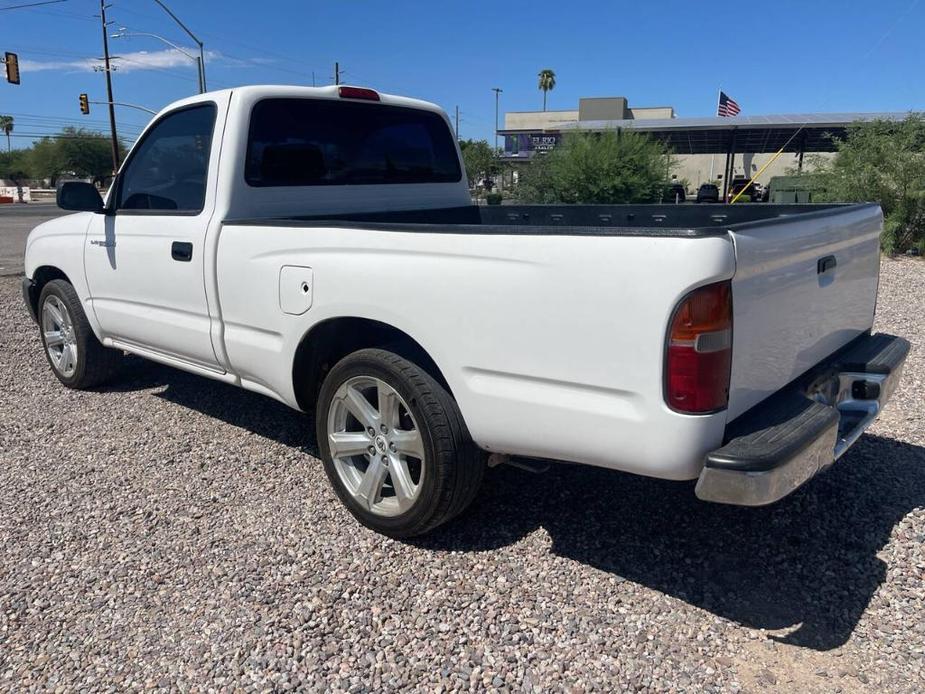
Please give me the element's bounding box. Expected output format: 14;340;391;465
316;348;484;538
38;279;122;389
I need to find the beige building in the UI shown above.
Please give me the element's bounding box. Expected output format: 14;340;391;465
505;97;674;131
499;97;901;197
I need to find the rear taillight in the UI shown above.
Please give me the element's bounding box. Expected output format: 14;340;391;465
665;280;732;413
338;86;380;101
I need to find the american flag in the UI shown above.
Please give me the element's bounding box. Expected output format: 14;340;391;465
717;91;741;117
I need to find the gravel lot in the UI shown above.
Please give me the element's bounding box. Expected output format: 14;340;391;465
1;259;923;692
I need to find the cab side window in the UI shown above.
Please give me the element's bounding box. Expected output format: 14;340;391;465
117;104;216;212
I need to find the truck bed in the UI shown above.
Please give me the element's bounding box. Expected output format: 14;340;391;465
223;198;881;430
226;202;859;237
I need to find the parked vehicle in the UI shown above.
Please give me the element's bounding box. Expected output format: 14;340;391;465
696;183;720;203
23;86;908;537
728;177;761;202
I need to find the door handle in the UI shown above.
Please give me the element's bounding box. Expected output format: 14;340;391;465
817;255;837;274
171;241;193;262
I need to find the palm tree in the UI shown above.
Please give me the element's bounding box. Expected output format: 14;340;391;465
537;69;556;112
0;115;12;154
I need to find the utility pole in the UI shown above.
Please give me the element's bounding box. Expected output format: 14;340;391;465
99;0;120;173
455;106;460;138
334;62;340;85
491;87;503;152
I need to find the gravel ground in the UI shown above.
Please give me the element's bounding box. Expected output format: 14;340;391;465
1;258;923;692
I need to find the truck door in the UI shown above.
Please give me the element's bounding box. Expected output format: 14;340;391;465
84;102;221;370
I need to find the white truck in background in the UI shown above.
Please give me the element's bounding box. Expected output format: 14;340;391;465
22;85;908;537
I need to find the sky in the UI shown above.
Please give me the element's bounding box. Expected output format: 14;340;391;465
1;0;924;150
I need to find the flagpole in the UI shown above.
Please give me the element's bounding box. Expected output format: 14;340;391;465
709;88;721;180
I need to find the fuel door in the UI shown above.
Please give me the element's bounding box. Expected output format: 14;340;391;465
279;265;313;315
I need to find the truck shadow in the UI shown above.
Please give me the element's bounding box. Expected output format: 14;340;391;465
421;433;925;652
107;356;320;455
117;359;923;652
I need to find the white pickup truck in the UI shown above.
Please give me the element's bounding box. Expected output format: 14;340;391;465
23;85;909;537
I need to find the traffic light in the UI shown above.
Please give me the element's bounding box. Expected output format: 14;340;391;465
79;93;90;115
4;52;19;85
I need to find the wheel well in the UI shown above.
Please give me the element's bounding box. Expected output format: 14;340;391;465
292;317;453;413
28;266;71;316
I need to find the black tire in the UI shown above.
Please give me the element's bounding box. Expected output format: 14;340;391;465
316;348;484;538
38;279;122;389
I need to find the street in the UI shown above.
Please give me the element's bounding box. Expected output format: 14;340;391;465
0;203;62;277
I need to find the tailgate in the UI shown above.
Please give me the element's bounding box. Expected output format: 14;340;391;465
727;204;882;420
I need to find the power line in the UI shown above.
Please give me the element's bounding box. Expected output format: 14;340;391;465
4;43;225;89
106;22;300;87
48;4;333;86
114;3;329;81
2;111;147;128
0;0;68;10
11;118;145;130
103;3;164;25
5;122;144;135
5;131;137;140
2;46;99;59
14;6;95;22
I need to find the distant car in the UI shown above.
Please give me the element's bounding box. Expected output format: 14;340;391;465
696;183;720;203
728;178;761;202
663;182;686;203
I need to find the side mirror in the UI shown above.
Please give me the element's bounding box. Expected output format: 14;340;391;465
57;181;104;213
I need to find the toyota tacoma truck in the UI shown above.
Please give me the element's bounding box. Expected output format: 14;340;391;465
22;85;909;537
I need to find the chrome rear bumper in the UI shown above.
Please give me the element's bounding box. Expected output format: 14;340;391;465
696;333;909;506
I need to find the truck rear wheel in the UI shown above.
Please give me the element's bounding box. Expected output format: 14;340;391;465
316;348;484;538
38;279;122;389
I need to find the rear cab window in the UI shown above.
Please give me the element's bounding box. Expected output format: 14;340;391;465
244;98;461;187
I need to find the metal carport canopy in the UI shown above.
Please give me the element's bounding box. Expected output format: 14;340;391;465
551;112;907;154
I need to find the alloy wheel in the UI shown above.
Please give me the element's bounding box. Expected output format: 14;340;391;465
326;375;426;517
41;295;78;378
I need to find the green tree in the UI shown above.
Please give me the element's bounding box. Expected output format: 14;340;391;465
803;114;925;254
516;130;674;204
0;148;32;178
459;139;500;188
29;127;123;186
537;69;556;112
29;136;68;186
0;115;13;154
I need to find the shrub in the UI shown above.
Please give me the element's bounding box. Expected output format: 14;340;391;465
808;114;925;254
515;130;673;204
